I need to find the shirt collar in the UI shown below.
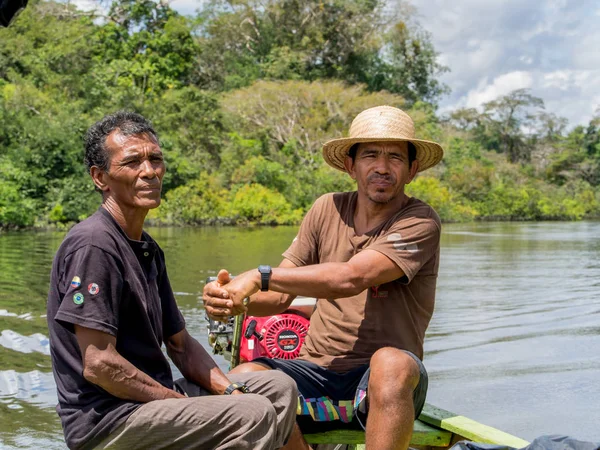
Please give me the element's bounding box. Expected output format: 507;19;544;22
96;207;158;258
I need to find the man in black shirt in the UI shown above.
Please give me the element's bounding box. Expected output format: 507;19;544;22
47;111;297;450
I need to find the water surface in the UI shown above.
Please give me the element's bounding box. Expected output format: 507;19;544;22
0;221;599;447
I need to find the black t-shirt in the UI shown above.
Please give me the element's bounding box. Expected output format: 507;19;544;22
47;207;185;450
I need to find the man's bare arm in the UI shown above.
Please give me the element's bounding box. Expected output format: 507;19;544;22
268;249;404;298
166;328;241;395
203;260;298;320
206;250;404;315
75;325;185;402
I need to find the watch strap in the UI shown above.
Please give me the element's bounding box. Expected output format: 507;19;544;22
258;265;272;292
224;382;250;395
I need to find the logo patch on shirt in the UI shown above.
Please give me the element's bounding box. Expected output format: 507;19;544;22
370;285;388;298
70;276;81;289
88;283;99;295
73;293;84;305
387;233;418;253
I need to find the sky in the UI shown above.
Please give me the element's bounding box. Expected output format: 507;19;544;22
408;0;600;127
76;0;600;128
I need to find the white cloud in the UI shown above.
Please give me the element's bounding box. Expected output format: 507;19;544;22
466;40;504;73
542;70;600;126
572;32;600;70
407;0;599;126
541;70;595;91
465;71;534;108
520;55;534;65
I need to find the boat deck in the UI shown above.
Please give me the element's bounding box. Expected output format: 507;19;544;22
304;403;530;450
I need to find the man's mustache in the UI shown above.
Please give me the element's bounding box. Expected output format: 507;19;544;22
367;174;395;183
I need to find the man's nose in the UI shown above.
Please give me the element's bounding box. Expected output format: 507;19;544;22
373;155;391;173
140;160;156;178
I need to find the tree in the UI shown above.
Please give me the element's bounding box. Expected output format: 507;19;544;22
92;0;199;108
480;89;545;163
220;80;401;208
365;19;450;104
535;111;568;143
194;0;448;105
448;108;482;131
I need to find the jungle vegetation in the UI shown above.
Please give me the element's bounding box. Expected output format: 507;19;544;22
1;0;599;228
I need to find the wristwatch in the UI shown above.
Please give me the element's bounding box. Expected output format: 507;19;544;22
258;265;272;292
224;382;250;395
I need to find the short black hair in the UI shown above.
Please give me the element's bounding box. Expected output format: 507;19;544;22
348;142;417;167
84;111;159;173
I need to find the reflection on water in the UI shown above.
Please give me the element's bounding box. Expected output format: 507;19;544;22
0;222;599;447
0;330;50;355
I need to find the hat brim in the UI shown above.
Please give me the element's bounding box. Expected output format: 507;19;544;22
322;137;444;173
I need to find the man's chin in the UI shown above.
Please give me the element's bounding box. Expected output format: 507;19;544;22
367;189;398;204
367;194;393;204
135;198;162;210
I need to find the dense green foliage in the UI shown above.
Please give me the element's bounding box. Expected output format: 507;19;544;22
1;0;599;228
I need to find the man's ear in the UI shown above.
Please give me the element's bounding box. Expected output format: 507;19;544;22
406;159;419;184
90;166;109;192
344;155;356;180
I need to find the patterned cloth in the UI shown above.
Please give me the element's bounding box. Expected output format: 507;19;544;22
297;396;356;422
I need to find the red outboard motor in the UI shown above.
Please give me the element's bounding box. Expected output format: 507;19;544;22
205;275;315;365
240;312;310;363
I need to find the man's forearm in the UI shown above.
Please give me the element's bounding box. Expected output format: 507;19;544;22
228;263;364;314
246;291;295;316
83;345;184;402
268;262;365;299
167;331;232;395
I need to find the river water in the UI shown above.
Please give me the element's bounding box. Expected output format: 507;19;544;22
0;221;599;448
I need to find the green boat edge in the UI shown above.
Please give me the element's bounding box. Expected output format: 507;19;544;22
303;403;530;449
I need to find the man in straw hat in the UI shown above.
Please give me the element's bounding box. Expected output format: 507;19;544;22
204;105;443;450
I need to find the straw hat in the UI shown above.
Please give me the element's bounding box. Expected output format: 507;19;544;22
322;105;444;173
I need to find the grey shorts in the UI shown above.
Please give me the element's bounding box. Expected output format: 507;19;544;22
253;350;428;434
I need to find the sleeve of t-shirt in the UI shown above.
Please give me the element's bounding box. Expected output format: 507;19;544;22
282;195;328;267
367;215;440;284
54;245;123;336
156;253;186;339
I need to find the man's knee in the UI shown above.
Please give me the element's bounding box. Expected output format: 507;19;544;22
229;361;271;374
239;394;279;424
268;370;298;404
369;348;420;400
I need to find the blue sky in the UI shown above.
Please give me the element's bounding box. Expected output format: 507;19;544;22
76;0;600;128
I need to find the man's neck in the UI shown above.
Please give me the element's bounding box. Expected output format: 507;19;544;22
353;192;409;236
101;200;148;241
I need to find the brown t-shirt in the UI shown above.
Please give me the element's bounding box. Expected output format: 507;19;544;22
283;192;441;373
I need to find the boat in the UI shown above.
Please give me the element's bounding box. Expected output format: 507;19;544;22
302;402;529;449
205;293;530;450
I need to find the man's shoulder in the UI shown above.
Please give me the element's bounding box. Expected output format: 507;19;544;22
303;192;356;226
59;211;122;259
312;191;355;212
389;197;441;233
405;197;441;223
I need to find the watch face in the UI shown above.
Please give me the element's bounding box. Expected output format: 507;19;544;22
258;265;271;274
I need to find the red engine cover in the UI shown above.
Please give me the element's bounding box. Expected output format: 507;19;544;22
240;313;310;363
